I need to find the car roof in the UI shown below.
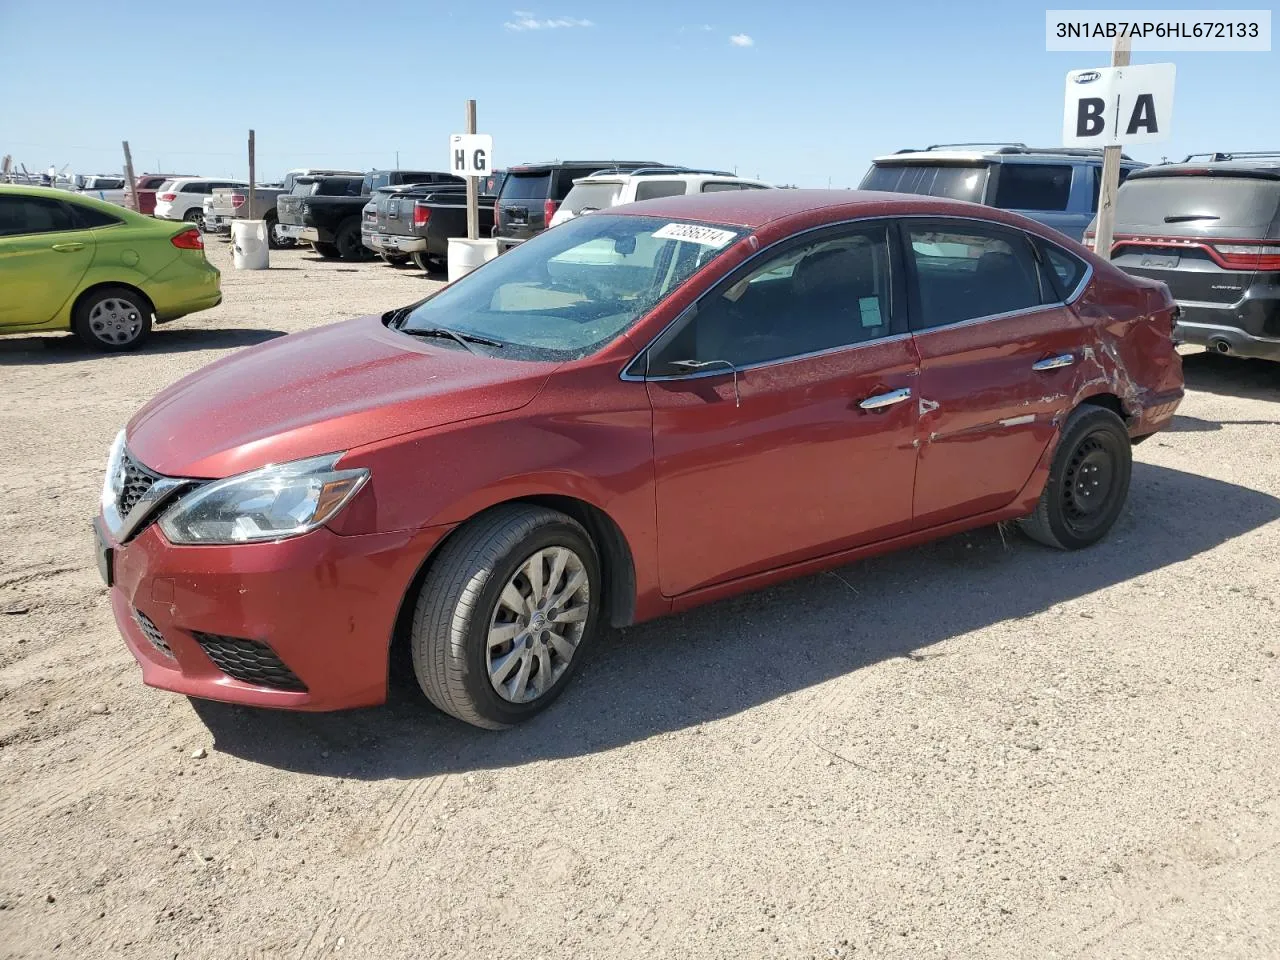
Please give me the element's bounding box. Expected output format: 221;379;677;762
607;188;1046;231
875;146;1141;165
168;176;246;184
1129;159;1280;181
509;161;664;172
574;171;770;186
0;184;152;219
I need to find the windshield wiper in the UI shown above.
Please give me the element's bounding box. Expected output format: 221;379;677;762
394;321;503;354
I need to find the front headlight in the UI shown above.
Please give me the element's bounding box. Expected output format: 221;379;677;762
158;453;369;545
101;428;126;516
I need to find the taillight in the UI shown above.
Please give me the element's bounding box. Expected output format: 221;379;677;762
413;202;431;228
171;228;204;250
1211;243;1280;271
231;193;246;209
159;193;176;202
543;198;558;224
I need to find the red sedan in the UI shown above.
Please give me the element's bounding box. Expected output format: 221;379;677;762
95;190;1184;728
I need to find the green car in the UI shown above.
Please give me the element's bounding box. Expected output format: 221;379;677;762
0;185;222;351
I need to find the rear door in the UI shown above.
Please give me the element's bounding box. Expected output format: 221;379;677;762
0;195;97;328
989;162;1081;239
904;218;1085;530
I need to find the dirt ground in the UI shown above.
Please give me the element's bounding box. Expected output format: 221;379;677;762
1;243;1278;960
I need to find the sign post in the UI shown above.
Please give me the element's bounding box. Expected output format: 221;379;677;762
247;129;257;221
1063;47;1174;256
449;107;494;243
122;141;139;212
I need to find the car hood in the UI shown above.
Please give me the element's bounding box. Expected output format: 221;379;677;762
127;314;556;478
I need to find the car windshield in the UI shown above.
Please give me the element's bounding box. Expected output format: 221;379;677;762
399;214;746;361
860;163;989;203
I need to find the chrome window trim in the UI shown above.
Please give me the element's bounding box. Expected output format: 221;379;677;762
618;213;1093;383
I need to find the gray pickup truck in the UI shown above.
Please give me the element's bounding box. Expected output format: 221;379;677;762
204;167;362;248
361;183;500;270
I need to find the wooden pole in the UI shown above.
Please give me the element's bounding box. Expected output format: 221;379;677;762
465;99;478;241
1093;35;1131;259
247;129;257;220
122;141;139;212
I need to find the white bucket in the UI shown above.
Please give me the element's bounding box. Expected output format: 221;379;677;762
231;220;270;270
447;238;499;282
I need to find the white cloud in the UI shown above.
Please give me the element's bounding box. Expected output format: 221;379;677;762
729;33;754;47
504;12;594;30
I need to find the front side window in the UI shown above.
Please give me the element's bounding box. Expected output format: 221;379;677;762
907;222;1043;328
649;224;895;372
400;214;745;360
993;164;1072;212
0;196;78;236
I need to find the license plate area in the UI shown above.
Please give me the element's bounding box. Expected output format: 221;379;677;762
1139;254;1180;269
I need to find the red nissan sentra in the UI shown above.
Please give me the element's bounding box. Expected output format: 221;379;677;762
95;190;1184;728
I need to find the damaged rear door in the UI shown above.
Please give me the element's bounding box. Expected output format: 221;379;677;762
902;218;1085;530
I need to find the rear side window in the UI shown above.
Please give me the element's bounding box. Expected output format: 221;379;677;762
181;182;209;194
1113;174;1280;235
318;177;363;197
860;163;988;203
993;164;1072;211
0;196;78;236
907;222;1043;328
141;177;167;189
1090;166;1136;211
1035;238;1088;298
702;181;763;192
156;180;175;193
634;180;687;201
502;172;552;200
71;205;123;229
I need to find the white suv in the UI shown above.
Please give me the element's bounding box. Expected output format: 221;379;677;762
549;167;773;227
153;177;247;225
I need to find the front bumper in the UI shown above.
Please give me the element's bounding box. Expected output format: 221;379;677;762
101;519;449;711
363;232;427;255
298;227;329;244
276;223;307;241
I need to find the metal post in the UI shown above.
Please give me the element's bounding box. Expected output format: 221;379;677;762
1093;35;1131;258
247;129;257;221
465;99;478;241
122;141;139;212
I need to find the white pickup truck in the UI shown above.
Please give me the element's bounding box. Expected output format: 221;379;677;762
73;175;131;208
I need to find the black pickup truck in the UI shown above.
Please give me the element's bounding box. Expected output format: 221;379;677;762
278;169;463;260
362;183;498;270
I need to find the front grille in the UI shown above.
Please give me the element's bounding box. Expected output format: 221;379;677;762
118;450;161;518
192;633;307;692
133;609;172;656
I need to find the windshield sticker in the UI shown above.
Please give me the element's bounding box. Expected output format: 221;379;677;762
651;223;738;248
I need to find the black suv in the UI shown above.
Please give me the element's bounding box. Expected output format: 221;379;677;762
494;161;662;251
1098;153;1280;361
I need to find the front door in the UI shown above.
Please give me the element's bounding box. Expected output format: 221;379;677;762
902;218;1085;529
0;194;96;329
644;221;920;597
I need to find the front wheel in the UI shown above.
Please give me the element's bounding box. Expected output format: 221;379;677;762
266;215;295;249
1018;405;1132;550
411;505;601;729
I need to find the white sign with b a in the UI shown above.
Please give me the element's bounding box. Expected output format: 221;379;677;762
1062;63;1175;147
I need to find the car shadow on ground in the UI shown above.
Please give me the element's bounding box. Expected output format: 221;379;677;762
193;461;1280;780
1180;350;1279;400
0;328;286;365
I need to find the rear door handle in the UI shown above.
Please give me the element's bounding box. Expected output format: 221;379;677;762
51;242;85;252
1032;353;1075;371
859;387;912;411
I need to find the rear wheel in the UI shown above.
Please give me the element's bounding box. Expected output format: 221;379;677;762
411;505;601;729
182;208;204;230
335;220;372;261
410;251;441;272
72;286;153;352
265;214;295;249
312;241;341;259
1018;405;1132;550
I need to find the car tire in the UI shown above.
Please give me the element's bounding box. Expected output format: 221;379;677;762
380;253;411;267
312;241;341;259
410;251;441;272
265;214;295;249
71;286;153;352
335;220;371;262
182;208;204;230
410;505;602;729
1018;404;1132;550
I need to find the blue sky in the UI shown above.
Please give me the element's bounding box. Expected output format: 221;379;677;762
0;0;1274;185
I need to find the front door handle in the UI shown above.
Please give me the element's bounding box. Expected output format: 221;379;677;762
50;242;85;252
1032;353;1075;371
859;387;912;411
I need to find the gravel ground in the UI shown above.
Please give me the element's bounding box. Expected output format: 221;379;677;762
1;243;1278;959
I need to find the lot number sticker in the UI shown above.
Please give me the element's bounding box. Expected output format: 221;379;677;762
652;223;738;248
